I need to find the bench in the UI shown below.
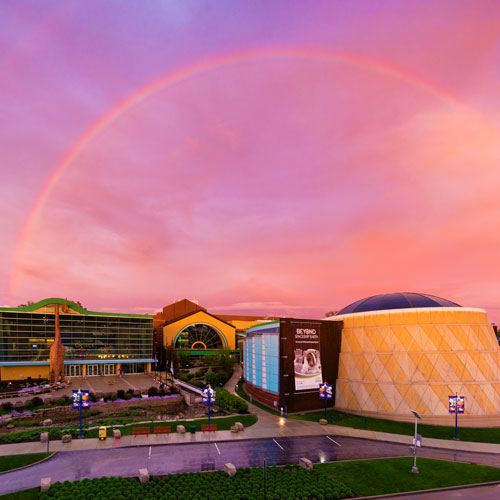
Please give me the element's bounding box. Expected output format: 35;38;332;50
132;427;150;436
201;424;217;432
153;426;171;434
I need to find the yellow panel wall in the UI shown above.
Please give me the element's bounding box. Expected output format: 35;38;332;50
163;311;236;350
334;308;500;420
1;365;49;381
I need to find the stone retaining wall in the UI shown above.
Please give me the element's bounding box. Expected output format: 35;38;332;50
30;395;185;419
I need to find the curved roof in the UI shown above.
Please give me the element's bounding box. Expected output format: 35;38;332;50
336;292;461;315
0;297;151;318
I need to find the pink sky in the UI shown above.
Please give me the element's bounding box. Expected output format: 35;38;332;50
2;1;500;321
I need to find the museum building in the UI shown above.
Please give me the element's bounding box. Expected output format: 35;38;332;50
243;293;500;425
0;298;154;381
153;299;278;360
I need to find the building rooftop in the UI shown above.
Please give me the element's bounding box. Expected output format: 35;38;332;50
336;292;461;315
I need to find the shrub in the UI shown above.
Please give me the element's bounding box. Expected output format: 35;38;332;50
194;370;203;378
1;402;13;412
215;370;230;386
187;373;195;380
110;393;118;401
215;388;248;413
205;372;216;386
32;396;44;407
117;390;126;399
177;373;189;382
190;380;203;388
23;396;44;410
148;386;159;397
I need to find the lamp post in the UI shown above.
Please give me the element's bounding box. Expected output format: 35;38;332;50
410;410;422;473
72;387;89;438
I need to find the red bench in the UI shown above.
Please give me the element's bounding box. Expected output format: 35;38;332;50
153;426;171;434
132;427;150;436
201;424;217;432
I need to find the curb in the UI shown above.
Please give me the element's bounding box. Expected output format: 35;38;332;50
353;480;500;499
0;451;57;475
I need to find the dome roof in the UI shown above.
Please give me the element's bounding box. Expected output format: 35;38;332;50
336;292;461;315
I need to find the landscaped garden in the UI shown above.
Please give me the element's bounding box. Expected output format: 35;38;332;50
175;351;235;389
291;408;500;444
0;413;257;443
40;465;354;500
2;457;499;500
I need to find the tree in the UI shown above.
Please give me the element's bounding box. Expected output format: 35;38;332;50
324;311;338;317
164;341;179;374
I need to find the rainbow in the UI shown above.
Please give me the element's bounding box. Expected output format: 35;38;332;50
8;47;484;297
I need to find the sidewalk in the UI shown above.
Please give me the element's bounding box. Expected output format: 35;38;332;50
2;409;500;457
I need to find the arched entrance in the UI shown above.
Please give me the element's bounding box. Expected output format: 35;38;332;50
174;323;227;350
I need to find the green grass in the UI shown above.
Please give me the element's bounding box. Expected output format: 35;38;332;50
0;488;39;500
316;457;500;497
85;414;257;438
291;409;500;444
236;382;281;416
0;453;52;473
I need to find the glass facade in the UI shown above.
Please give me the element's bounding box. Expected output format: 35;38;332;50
244;323;279;394
0;310;153;364
175;323;224;350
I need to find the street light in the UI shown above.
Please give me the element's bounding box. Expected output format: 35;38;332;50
410;410;422;474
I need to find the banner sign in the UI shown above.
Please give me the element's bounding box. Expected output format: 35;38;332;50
319;383;333;400
448;395;464;414
72;389;89;409
292;323;322;392
201;385;216;405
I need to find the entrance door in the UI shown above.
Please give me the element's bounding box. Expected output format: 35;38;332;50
86;364;99;376
104;364;115;375
65;365;82;377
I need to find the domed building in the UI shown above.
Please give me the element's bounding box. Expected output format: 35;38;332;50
328;293;500;425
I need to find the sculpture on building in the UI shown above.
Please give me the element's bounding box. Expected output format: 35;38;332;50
49;303;66;384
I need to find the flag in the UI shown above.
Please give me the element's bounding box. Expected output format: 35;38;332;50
170;360;174;374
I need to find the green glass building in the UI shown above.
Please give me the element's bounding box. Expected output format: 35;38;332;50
0;298;154;380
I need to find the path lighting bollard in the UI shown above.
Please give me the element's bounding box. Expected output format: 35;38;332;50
410;410;422;473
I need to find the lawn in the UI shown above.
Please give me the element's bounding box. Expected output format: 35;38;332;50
0;489;38;500
85;413;257;438
316;457;500;497
236;383;281;416
0;453;52;473
291;409;500;444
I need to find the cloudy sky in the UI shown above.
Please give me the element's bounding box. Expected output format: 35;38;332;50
2;1;500;320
